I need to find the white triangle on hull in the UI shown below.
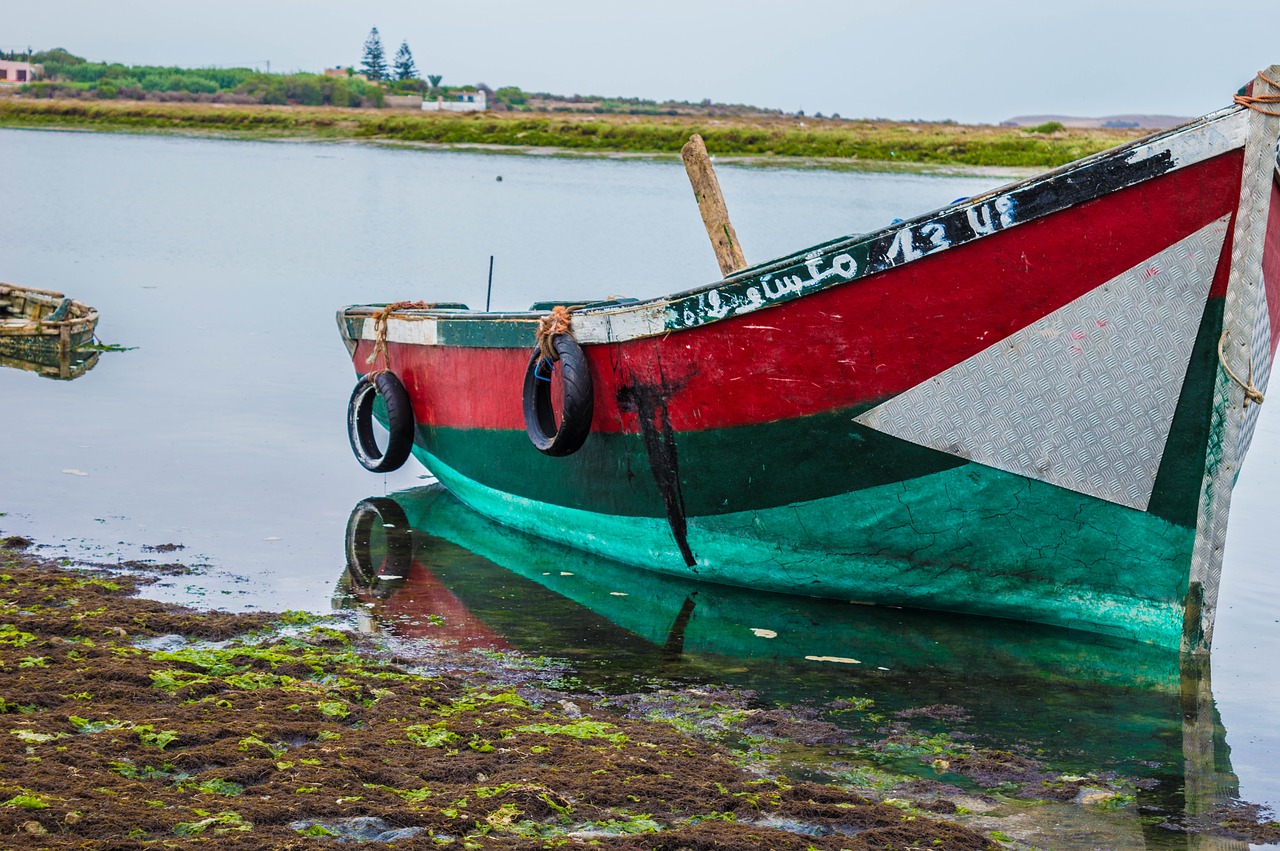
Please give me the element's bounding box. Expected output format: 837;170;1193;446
856;215;1231;511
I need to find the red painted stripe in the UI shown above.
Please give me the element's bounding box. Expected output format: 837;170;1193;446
1264;179;1280;358
357;151;1244;433
368;559;512;649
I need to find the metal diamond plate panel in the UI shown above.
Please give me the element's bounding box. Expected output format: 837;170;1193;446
856;216;1231;511
1190;85;1280;650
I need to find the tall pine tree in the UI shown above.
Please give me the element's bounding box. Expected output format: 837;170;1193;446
393;41;418;81
360;28;388;82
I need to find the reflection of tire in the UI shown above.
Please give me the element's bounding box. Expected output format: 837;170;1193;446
344;497;413;598
348;372;415;473
522;335;593;456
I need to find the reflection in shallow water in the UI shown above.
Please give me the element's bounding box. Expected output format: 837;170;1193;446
0;346;100;381
335;486;1253;849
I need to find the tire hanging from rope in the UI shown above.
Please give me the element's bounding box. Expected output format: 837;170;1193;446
523;305;594;456
347;303;421;473
348;371;416;472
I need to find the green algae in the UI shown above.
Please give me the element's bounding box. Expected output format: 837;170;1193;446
513;719;630;746
172;809;252;835
3;793;51;809
404;723;460;747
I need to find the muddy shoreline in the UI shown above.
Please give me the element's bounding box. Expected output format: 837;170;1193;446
3;537;1277;849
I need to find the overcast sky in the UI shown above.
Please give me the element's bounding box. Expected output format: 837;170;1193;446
5;0;1278;124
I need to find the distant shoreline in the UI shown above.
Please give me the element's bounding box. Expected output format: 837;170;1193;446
0;98;1148;174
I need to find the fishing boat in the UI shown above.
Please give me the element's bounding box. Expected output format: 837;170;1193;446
338;68;1280;652
0;283;99;372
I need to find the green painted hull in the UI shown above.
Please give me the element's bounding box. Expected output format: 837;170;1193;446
418;448;1193;648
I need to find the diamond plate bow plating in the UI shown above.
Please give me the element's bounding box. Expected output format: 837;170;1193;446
856;216;1231;511
1189;77;1280;651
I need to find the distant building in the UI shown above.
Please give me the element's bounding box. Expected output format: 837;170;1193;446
422;87;487;112
385;95;424;110
325;66;368;82
0;61;43;84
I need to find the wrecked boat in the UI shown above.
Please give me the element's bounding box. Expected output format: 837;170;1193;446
0;283;99;376
338;67;1280;652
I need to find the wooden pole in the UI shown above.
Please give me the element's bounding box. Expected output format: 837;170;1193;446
681;134;746;277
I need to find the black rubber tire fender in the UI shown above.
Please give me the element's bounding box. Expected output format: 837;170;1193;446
522;335;594;456
347;371;416;473
343;496;412;599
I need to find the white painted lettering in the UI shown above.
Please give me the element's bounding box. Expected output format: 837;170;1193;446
887;227;921;264
966;204;997;236
706;289;730;319
920;222;950;253
995;195;1016;228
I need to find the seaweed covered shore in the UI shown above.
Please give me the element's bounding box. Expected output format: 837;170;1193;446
0;539;995;849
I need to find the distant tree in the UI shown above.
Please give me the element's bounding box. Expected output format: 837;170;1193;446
393;41;417;81
360;28;388;82
427;74;442;89
495;86;526;107
31;47;86;66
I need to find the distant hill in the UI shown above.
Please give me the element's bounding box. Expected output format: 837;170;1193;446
1002;114;1190;130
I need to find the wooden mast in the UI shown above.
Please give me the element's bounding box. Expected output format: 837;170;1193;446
681;134;746;277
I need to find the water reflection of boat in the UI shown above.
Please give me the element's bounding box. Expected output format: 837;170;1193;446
0;347;100;381
336;485;1249;846
338;68;1280;652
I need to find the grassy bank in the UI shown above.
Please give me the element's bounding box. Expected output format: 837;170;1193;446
0;98;1148;170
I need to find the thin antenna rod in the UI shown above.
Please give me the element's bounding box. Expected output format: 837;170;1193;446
485;255;494;312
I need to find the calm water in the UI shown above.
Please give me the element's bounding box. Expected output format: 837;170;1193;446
1;128;1277;844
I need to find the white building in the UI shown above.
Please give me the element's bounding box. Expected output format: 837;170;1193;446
422;88;487;112
0;60;43;84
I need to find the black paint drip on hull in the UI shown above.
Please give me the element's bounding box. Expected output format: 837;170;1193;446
618;376;697;567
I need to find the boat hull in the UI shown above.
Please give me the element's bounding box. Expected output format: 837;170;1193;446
339;72;1280;650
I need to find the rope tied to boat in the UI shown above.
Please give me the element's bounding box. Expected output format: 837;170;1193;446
1233;70;1280;117
365;300;432;377
1218;330;1265;408
535;305;575;364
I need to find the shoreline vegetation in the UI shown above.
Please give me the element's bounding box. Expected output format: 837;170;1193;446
0;47;1161;172
0;98;1147;174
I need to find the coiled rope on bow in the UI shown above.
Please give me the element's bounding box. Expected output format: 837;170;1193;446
1233;70;1280;117
366;300;432;377
1218;329;1265;408
535;305;576;363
